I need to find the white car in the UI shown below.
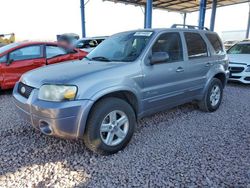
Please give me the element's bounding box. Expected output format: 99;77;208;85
228;40;250;84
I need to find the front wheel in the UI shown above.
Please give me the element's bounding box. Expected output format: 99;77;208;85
83;97;136;155
198;78;223;112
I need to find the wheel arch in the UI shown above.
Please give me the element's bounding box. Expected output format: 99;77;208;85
78;88;141;137
201;71;227;99
214;72;227;88
90;90;140;118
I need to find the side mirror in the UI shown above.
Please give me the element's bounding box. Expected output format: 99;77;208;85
150;52;170;65
6;59;14;66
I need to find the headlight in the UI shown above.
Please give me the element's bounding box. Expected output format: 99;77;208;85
246;66;250;72
38;85;77;102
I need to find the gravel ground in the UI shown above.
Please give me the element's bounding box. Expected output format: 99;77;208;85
0;83;250;188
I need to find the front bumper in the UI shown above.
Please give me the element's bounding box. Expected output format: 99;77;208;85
13;83;94;139
229;64;250;84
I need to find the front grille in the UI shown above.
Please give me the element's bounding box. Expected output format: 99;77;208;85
229;67;244;74
244;77;250;81
230;76;241;79
18;82;34;98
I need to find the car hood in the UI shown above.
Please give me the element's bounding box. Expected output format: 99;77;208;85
21;60;122;88
228;54;250;65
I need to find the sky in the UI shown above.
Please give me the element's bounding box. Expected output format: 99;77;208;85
0;0;249;41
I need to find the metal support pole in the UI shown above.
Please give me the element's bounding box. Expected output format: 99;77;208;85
210;0;217;31
144;5;147;28
145;0;152;28
246;4;250;39
183;12;187;27
198;0;207;29
80;0;86;38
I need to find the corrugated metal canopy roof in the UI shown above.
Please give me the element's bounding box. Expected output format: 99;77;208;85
105;0;249;12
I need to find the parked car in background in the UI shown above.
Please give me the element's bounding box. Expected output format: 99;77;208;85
228;40;250;84
74;36;108;52
0;41;87;90
13;27;229;155
224;40;238;50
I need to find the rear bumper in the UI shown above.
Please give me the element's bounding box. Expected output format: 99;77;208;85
13;83;94;139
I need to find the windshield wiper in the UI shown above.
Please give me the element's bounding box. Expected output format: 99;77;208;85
84;56;92;61
90;56;111;62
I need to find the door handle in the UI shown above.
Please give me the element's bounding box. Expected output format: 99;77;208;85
176;67;184;72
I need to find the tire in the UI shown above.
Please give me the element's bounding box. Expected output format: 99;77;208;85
198;78;223;112
83;97;136;155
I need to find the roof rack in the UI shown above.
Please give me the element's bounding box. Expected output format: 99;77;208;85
171;24;209;31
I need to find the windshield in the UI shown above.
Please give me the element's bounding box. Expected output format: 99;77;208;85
228;43;250;54
86;31;153;62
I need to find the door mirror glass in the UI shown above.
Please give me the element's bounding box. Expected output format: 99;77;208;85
150;52;169;65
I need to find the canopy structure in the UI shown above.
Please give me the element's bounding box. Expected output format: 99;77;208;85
80;0;250;39
105;0;249;13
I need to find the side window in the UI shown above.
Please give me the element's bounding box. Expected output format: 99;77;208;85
0;55;7;63
90;40;99;47
206;33;224;54
96;39;104;44
46;46;67;59
76;41;84;48
86;40;98;48
9;46;42;61
152;32;183;62
184;32;208;59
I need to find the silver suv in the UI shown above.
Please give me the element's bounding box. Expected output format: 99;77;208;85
13;26;230;155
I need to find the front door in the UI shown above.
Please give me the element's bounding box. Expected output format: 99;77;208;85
2;45;45;89
142;32;190;114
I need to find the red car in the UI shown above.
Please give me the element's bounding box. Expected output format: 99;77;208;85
0;41;87;90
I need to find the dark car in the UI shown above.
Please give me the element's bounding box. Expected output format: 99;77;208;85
74;36;108;53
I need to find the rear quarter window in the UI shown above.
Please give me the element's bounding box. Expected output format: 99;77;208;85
184;32;208;59
206;33;224;55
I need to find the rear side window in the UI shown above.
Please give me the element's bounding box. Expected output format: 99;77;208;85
9;46;42;61
46;46;67;58
206;33;223;54
184;32;208;59
152;32;183;62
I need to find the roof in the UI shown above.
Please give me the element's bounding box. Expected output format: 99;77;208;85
239;39;250;44
0;41;72;56
105;0;249;12
79;36;109;40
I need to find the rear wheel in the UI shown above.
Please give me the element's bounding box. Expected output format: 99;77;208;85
198;78;223;112
83;97;136;155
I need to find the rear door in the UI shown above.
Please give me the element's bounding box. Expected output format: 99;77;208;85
142;32;190;113
183;32;212;95
46;45;77;64
2;45;45;88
